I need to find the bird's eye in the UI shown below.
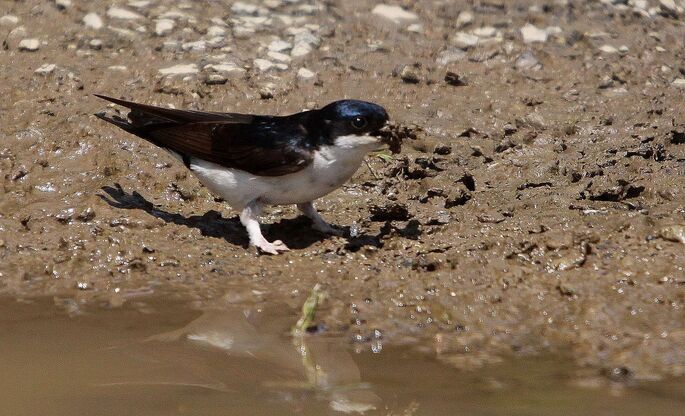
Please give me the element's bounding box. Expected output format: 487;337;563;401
350;116;368;129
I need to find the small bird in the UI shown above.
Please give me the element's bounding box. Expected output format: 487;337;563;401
95;95;390;254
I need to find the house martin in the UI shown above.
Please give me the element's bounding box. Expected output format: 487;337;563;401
95;95;390;254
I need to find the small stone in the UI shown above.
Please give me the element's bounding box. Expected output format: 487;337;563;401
18;38;40;51
515;51;541;70
521;23;548;43
34;63;56;75
82;13;103;30
618;45;629;55
398;65;420;84
155;19;175;36
128;1;151;8
456;11;473;28
107;65;128;71
205;73;227;85
54;0;71;10
206;25;227;37
436;48;466;65
599;44;618;54
267;50;291;63
158;63;198;76
204;62;246;78
371;4;419;24
259;87;274;99
89;39;103;50
182;40;207;52
268;39;292;52
232;1;260;15
659;0;679;16
253;58;274;72
658;224;685;244
0;15;19;26
407;23;423;33
444;71;466;86
473;26;497;38
297;67;317;84
107;7;143;20
451;32;479;49
672;78;685;89
291;41;313;57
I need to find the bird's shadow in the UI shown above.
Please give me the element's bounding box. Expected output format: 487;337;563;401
99;183;335;250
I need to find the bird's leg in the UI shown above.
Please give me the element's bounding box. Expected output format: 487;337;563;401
240;200;289;255
297;202;344;236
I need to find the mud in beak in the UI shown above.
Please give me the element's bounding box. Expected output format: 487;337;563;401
371;122;419;154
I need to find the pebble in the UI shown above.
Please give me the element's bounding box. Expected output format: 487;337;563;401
82;13;103;30
436;48;466;65
158;63;199;76
515;51;541;70
456;11;473;28
451;32;479;49
659;0;679;16
34;63;56;75
297;67;317;84
407;23;423;33
232;1;260;15
18;38;40;51
89;39;103;50
155;19;175;36
0;15;19;26
268;39;292;52
672;78;685;89
599;44;618;54
182;40;207;52
205;73;227;85
371;4;419;24
107;7;143;20
55;0;71;10
473;26;497;38
107;65;128;71
253;58;274;72
205;62;245;75
206;25;227;37
267;51;291;63
520;23;548;43
291;41;313;57
398;65;420;84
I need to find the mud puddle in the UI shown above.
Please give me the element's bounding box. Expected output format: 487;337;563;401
2;296;683;416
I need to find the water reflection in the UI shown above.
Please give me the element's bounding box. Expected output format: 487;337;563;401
132;297;380;414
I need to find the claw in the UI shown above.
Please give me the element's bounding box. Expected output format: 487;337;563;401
256;240;290;255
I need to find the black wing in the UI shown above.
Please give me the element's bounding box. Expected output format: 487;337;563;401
94;95;315;176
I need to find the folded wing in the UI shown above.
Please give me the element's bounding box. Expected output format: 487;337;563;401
95;95;314;176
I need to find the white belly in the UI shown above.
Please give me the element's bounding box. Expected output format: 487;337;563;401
188;137;380;210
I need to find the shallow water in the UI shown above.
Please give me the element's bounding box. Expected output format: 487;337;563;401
2;297;683;416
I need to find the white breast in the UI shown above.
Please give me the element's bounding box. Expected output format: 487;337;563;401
187;135;381;210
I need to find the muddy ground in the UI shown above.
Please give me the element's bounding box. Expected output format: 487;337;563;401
1;0;684;383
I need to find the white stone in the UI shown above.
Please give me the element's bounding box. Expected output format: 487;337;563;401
268;39;292;52
253;58;274;72
204;63;246;78
456;11;473;28
297;67;317;84
107;7;143;20
109;26;138;40
82;13;103;30
436;48;466;65
107;65;128;71
182;40;207;52
55;0;71;9
267;50;291;62
473;26;497;38
0;15;19;26
631;0;649;9
660;0;678;13
599;44;618;53
407;23;423;33
520;23;548;43
231;1;259;15
672;78;685;88
155;19;175;36
18;38;40;51
35;63;56;74
451;32;479;49
274;63;289;71
291;41;313;57
159;63;199;76
293;30;321;47
371;4;419;24
89;38;103;49
128;0;151;8
206;25;227;37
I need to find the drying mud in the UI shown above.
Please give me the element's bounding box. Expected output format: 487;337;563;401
2;0;685;406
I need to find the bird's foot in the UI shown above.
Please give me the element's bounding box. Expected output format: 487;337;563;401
255;239;290;255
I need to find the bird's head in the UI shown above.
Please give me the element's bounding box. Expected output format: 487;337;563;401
315;100;389;149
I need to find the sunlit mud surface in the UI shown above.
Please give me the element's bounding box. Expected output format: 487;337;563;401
2;297;683;416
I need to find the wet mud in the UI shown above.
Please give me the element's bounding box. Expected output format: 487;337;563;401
1;0;684;389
